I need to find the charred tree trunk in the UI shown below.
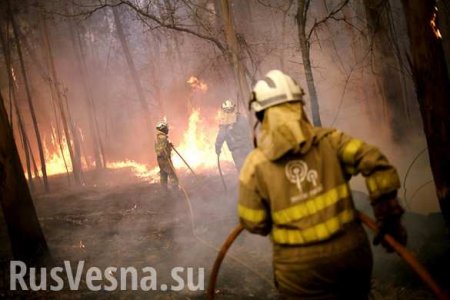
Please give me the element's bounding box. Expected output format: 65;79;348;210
400;0;450;226
0;91;50;264
16;107;34;190
41;16;83;184
0;21;34;190
437;0;450;73
296;0;322;126
9;1;49;192
363;0;406;140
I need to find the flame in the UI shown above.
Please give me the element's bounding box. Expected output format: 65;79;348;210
44;129;73;177
24;126;98;179
107;160;159;182
24;109;232;182
187;76;208;92
430;7;442;39
172;109;232;171
26;127;73;179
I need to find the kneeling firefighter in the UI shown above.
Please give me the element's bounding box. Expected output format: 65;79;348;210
215;100;253;171
238;70;407;299
155;121;178;188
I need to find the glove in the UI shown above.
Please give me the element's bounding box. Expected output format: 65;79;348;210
371;191;407;252
215;145;221;156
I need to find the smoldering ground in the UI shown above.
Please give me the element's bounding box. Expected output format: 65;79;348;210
0;166;448;299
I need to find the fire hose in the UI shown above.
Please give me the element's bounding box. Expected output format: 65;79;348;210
206;211;449;300
217;154;228;192
171;144;197;177
165;148;274;287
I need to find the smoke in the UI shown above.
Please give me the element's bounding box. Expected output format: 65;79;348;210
0;3;442;295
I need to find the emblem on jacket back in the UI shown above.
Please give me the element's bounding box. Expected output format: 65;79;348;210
285;160;323;203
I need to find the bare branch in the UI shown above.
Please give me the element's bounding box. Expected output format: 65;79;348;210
306;0;350;43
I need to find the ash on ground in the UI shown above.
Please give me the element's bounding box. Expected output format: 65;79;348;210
0;168;448;299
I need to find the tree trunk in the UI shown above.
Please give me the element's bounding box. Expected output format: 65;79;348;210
67;13;105;170
400;0;450;226
296;0;322;126
437;0;450;74
112;7;151;118
0;21;34;190
0;91;50;265
41;15;83;184
8;0;49;192
363;0;406;140
219;0;250;113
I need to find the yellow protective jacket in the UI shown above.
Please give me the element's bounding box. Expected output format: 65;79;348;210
238;102;400;246
155;130;172;159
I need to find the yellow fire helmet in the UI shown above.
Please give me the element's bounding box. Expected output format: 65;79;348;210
250;70;305;112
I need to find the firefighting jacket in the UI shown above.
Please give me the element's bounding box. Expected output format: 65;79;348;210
215;113;252;154
238;102;400;245
155;130;172;159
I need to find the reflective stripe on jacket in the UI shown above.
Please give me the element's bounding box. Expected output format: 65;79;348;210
238;102;400;246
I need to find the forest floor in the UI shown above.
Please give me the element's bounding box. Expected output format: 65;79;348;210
0;167;449;299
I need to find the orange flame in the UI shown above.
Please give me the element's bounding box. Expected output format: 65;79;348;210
430;7;442;39
107;160;159;182
187;76;208;92
44;128;73;177
172;109;233;171
26;127;73;179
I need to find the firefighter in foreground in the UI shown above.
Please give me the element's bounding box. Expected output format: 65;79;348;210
155;121;178;189
215;100;253;171
238;70;407;299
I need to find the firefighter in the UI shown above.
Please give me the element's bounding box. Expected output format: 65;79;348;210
238;70;407;299
215;100;253;171
155;121;178;188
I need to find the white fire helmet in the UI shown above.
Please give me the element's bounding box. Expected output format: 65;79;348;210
221;99;236;113
249;70;305;112
156;120;169;134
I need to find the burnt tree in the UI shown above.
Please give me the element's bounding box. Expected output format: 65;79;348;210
401;0;450;226
9;0;50;192
0;92;50;264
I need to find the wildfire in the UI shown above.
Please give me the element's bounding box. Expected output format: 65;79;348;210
187;76;208;92
24;110;233;182
107;160;159;182
44;131;73;177
26;127;73;179
30;126;92;178
172;109;233;170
